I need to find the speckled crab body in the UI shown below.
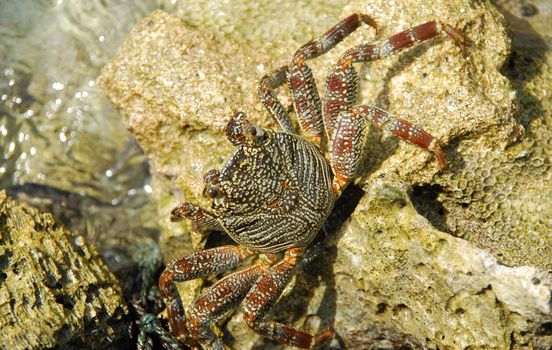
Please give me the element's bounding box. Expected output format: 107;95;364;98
210;126;335;253
159;13;465;349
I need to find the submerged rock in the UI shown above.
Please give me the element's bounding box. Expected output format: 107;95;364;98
99;1;551;348
0;191;127;349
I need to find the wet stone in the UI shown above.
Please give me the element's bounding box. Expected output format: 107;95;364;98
0;191;127;349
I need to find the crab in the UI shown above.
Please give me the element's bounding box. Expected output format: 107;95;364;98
159;13;465;349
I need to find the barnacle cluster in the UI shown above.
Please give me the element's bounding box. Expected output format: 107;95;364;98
434;49;552;270
437;135;550;269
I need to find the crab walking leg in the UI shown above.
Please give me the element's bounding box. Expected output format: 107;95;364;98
170;201;223;231
158;245;254;345
339;20;465;64
330;106;446;194
323;63;359;140
259;66;296;133
324;20;466;139
241;248;332;349
294;13;378;61
287;14;378;147
187;258;274;349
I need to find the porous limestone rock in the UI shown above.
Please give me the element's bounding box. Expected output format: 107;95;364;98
99;1;551;348
0;191;127;349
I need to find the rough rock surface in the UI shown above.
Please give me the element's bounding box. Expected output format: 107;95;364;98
420;0;552;270
0;191;127;349
99;1;551;349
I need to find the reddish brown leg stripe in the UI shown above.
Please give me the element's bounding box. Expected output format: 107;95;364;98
288;63;325;145
330;106;446;194
412;20;439;41
159;270;191;344
286;13;377;147
166;245;250;281
294;13;377;61
170;201;222;231
242;249;316;349
187;263;267;349
329;111;366;195
357;105;446;171
259;66;295;133
159;246;253;345
323;19;463;193
339;20;464;65
323;64;359;140
358;105;441;150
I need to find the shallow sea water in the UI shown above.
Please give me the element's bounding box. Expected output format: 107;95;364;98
0;0;172;262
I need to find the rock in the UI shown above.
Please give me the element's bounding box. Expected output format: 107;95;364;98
327;178;550;349
99;1;551;348
0;191;127;349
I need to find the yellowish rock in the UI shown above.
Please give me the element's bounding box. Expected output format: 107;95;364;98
0;191;127;349
99;1;551;348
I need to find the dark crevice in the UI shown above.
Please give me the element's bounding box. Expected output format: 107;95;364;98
55;293;75;311
300;184;365;267
54;324;72;345
33;282;42;308
0;250;12;270
410;184;452;234
376;302;388;314
495;1;547;145
86;284;99;303
0;215;7;245
0;272;7;286
204;229;236;249
322;184;365;236
536;322;552;336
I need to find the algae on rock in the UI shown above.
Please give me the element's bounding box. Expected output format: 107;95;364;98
0;191;127;349
99;1;551;348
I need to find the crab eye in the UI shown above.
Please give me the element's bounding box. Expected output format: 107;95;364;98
206;187;219;199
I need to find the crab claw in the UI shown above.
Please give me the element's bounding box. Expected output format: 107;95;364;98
170;202;196;222
225;112;265;146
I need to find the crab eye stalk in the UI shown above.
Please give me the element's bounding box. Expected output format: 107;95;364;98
203;169;220;185
225;112;265;146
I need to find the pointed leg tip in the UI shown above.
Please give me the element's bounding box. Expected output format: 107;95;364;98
432;143;447;172
441;22;467;51
313;327;335;348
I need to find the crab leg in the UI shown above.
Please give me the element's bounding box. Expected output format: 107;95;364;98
241;248;332;349
186;258;273;349
325;21;465;194
324;20;465;139
170;201;223;231
289;14;378;147
259;66;296;133
158;245;253;346
294;13;378;62
339;20;465;65
330;105;446;194
257;14;378;146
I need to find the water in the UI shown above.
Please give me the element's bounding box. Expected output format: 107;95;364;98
0;0;167;250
